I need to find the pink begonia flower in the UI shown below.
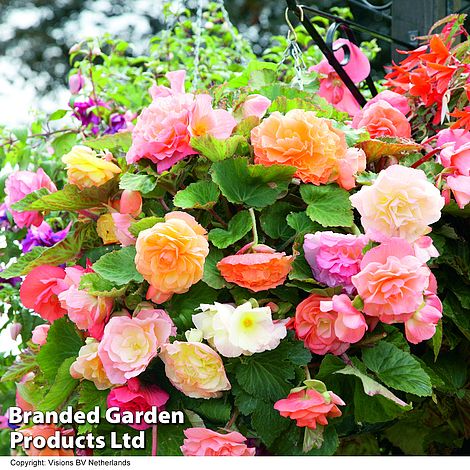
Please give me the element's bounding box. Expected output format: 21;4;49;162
361;90;410;116
107;378;169;431
69;70;85;95
181;428;255;456
309;39;371;115
337;147;367;190
31;324;50;346
351;100;411;138
413;236;440;263
436;128;470;149
4;169;57;228
189;94;237;140
405;292;442;344
98;309;174;385
119;190;142;216
241;94;271;119
274;387;345;430
0;412;9;430
439;141;470;208
351;238;431;323
303;231;368;294
20;265;67;322
111;213;136;247
127;70;236;173
58;266;113;340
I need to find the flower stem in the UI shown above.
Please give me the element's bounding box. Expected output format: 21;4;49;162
249;208;258;246
304;365;311;380
151;424;158;456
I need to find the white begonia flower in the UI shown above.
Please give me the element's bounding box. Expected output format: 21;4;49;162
192;301;287;357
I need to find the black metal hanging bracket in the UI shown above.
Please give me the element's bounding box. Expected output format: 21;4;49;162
285;0;384;107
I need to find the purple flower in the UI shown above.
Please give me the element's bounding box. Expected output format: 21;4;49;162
0;203;11;229
21;221;71;253
105;113;127;134
71;98;109;134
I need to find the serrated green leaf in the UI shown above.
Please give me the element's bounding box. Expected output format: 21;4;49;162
202;248;227;289
79;273;127;297
260;202;296;240
86;131;132;152
361;342;432;397
300;184;353;227
129;216;163;237
174;181;220;210
286;212;323;235
190;134;245;162
92;246;143;285
11;178;119;212
252;401;290;446
37;357;79;412
119;172;156;194
37;318;84;382
208;210;252;249
210;157;295;209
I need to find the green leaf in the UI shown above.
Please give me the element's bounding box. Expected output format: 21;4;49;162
37;358;79;412
260;202;296;240
286;212;323;235
190;134;245;162
164;282;219;330
92;246;143;285
79;273;127;297
182;397;231;423
300;184;353;227
210;157;295;209
37;318;84;381
129;216;163;237
335;363;411;407
202;248;227;289
119;173;156;194
362;342;432;397
86;131;132;152
51;132;77;157
11;178;119;212
252;401;290;446
432;320;443;361
1;222;97;278
49;109;68;121
208;210;252;249
174;181;220;210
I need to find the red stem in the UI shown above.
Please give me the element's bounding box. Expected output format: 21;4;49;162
411;148;441;169
151;425;158;457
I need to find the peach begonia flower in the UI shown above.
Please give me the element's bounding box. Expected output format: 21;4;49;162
363;90;410;116
135;211;209;298
181;428;255;456
274;380;345;429
19;265;67;322
352;238;431;324
251;109;347;185
241;94;271;119
349;164;444;243
18;425;74;456
58;266;113;340
98;309;174;385
309;39;371;115
31;324;50;346
159;341;231;399
62;145;121;190
352;100;411;138
4;169;57;228
70;338;113;390
217;243;292;292
293;294;366;355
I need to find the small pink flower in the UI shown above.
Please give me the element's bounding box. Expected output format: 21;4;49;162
181;428;255;456
405;293;442;344
10;323;22;341
58;266;113;340
5;169;57;228
303;231;368;294
98;309;174;385
119;190;142;216
362;90;410;116
413;236;439;263
69;70;85;95
111;213;136;247
274;386;345;429
352;100;411;138
328;294;367;344
20;265;67;322
31;324;50;346
241;94;271;119
107;378;169;430
352;238;431;323
310;39;370;115
446;175;470;208
337;147;367;190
